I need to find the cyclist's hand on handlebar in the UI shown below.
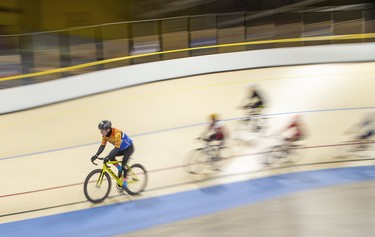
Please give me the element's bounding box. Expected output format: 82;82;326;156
103;156;110;163
91;155;98;162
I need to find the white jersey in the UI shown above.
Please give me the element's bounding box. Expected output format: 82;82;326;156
211;120;224;132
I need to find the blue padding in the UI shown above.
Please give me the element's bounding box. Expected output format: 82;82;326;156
1;165;375;237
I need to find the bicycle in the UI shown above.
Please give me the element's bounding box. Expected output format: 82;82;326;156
265;136;308;166
185;138;234;174
233;106;268;140
333;139;375;159
83;157;148;203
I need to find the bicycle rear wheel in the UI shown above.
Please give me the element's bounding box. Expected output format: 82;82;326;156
83;169;111;203
123;164;148;196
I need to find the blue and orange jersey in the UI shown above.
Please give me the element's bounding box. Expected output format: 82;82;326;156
101;127;132;150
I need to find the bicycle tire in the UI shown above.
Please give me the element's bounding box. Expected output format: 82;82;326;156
186;148;210;174
334;141;370;159
266;145;288;165
83;169;111;203
123;163;148;196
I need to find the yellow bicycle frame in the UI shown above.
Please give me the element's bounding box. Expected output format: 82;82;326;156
97;160;137;187
97;160;123;187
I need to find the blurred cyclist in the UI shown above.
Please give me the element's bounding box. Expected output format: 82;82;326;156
199;113;226;144
282;114;306;145
91;120;133;189
198;113;227;164
239;83;265;117
346;112;375;144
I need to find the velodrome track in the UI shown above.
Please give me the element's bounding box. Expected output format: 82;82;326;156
1;61;375;236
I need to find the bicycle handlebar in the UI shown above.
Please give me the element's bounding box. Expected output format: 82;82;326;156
195;137;211;143
91;157;105;166
91;157;131;166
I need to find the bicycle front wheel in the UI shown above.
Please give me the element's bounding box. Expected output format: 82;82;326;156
124;164;148;196
186;148;210;174
83;169;111;203
266;145;288;165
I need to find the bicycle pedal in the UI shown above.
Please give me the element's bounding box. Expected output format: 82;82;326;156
116;184;124;192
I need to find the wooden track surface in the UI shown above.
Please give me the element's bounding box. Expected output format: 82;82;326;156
1;62;374;224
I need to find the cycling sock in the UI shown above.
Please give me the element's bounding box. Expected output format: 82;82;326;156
115;164;121;170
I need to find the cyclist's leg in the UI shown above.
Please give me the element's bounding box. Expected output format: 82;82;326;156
242;103;254;120
121;144;134;179
213;133;224;161
252;102;263;113
284;136;294;153
356;130;374;150
217;138;225;159
248;102;263;128
109;156;121;171
206;134;216;142
287;133;305;156
358;130;373;140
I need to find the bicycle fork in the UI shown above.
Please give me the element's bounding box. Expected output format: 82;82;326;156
96;169;106;188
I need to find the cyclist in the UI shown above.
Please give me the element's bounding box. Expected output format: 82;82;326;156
198;113;227;165
239;83;265;117
357;113;375;140
199;113;226;145
264;115;306;166
282;114;306;145
346;112;375;148
91;120;133;189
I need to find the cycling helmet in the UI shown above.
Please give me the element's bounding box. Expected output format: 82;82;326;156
98;120;112;130
209;113;218;120
248;83;257;88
